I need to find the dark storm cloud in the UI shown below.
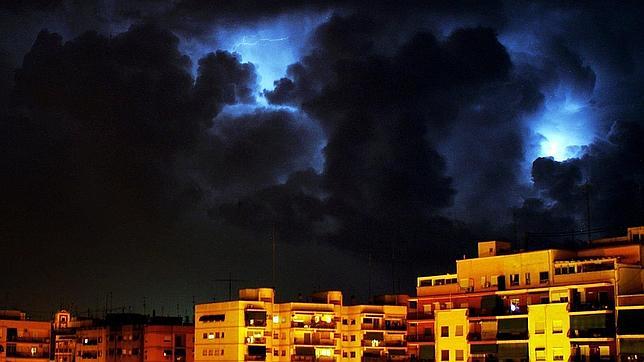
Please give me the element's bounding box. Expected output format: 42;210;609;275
3;0;644;313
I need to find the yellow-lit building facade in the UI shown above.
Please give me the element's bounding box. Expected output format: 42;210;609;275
407;226;644;362
194;289;408;362
0;310;51;362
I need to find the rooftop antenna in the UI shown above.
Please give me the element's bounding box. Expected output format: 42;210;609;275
272;224;277;290
214;273;247;301
583;183;592;244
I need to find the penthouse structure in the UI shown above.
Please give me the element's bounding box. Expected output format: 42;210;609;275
194;289;408;362
406;226;644;362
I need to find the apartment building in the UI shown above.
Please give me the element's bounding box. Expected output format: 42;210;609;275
52;312;193;362
194;288;408;362
0;310;51;362
407;226;644;362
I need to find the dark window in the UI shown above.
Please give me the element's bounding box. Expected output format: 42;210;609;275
441;326;449;337
441;350;449;361
539;271;549;283
199;314;225;323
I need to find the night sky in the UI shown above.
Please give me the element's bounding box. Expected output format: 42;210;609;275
1;1;643;318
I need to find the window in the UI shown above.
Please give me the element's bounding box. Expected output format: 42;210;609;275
343;352;347;357
350;352;356;358
535;348;546;361
552;320;563;334
553;347;563;361
351;319;356;325
491;275;499;286
599;346;610;357
281;350;286;357
535;321;545;334
350;335;356;342
273;349;278;356
455;350;464;361
342;335;347;341
525;273;531;285
510;274;520;286
342;319;348;325
441;326;449;337
409;301;417;309
455;325;463;336
201;350;207;356
441;350;449;361
202;333;207;339
207;332;215;339
221;332;224;338
539;271;549;283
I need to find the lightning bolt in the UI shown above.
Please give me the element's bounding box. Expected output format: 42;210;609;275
232;36;289;52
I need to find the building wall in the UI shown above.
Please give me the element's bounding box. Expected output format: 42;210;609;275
434;309;467;362
528;302;570;362
0;316;51;362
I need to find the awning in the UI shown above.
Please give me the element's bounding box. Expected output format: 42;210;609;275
498;318;528;334
419;345;435;360
364;332;384;340
199;314;225;322
498;343;528;358
571;314;611;329
620;339;644;353
470;344;497;353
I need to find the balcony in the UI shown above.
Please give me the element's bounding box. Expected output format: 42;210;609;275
385;322;406;331
245;337;266;344
617;294;644;307
406;334;434;342
293;338;335;346
361;340;406;347
568;302;614;312
567;328;615;339
406;311;433;320
292;321;337;329
6;352;51;359
361;324;384;330
6;336;50;343
291;357;336;362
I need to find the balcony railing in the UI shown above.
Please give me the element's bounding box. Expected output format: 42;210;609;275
291;357;337;362
293;339;335;346
360;340;406;347
244;355;266;361
385;323;406;331
406;334;434;342
6;352;51;359
245;337;266;344
291;321;337;329
245;320;266;327
568;328;615;338
406;312;433;320
568;302;614;312
7;336;50;343
496;331;529;340
361;324;384;330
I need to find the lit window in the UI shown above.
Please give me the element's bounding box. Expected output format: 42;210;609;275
441;326;449;337
535;321;545;334
536;348;546;361
272;316;279;324
599;346;610;357
510;274;520;286
207;333;215;340
455;325;463;336
553;347;563;361
456;349;464;361
441;350;449;361
552;320;563;334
